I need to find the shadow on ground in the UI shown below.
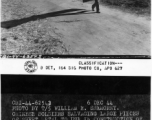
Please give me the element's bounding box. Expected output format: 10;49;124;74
1;8;94;29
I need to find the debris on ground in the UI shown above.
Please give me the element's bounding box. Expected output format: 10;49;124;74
1;0;70;55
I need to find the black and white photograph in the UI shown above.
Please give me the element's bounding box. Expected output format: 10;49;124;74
1;75;151;120
1;0;151;55
0;0;151;119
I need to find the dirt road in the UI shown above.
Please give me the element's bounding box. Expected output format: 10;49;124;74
2;0;151;55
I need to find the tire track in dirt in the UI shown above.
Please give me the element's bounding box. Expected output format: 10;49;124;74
45;0;150;55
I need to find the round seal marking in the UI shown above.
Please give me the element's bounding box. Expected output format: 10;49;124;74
24;60;38;73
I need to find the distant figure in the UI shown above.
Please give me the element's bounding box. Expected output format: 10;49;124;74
92;0;100;13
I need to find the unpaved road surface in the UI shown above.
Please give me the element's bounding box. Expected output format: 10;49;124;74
2;0;151;55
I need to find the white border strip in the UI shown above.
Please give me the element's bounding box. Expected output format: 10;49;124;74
0;59;151;76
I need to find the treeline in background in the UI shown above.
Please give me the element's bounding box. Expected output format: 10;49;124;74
82;0;151;15
100;0;150;8
99;0;151;14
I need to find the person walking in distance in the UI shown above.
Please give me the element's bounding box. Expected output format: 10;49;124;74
92;0;100;13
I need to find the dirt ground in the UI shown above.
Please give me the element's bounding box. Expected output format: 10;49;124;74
1;0;151;55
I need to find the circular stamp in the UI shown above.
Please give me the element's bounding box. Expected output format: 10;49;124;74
24;60;38;73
